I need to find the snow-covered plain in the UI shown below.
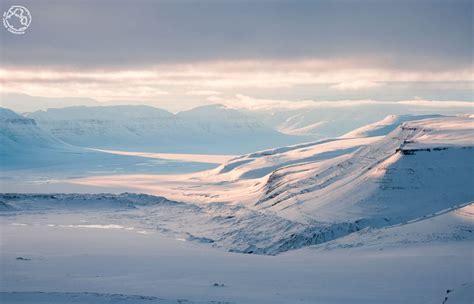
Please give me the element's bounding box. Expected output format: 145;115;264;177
1;114;473;303
1;203;472;303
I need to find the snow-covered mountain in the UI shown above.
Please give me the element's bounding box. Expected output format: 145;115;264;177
19;102;473;155
62;115;474;254
341;114;442;138
28;104;306;154
251;104;473;138
3;113;471;296
28;105;175;150
0;108;215;174
199;116;473;219
0;107;91;170
0;107;72;155
249;105;402;138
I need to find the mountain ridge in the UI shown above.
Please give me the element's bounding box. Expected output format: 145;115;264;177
26;105;307;154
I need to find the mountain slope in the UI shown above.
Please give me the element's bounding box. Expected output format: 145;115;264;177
251;102;473;138
71;116;474;253
218;117;474;223
341;114;442;138
0;107;72;155
28;105;175;150
29;105;305;154
198;116;474;252
0;108;216;174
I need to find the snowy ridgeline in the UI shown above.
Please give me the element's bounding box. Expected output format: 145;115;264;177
0;107;219;173
0;105;305;157
4;103;468;156
25;105;307;154
1;115;473;254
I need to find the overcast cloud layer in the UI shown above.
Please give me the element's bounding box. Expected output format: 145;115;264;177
1;0;472;69
0;0;472;111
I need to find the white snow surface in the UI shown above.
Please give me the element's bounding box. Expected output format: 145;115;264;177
0;107;223;179
27;104;306;154
341;114;442;138
4;116;474;254
0;107;72;154
75;115;474;216
0;203;472;303
1;114;473;303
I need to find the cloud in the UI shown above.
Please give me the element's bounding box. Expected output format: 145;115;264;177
186;90;222;96
212;95;474;111
398;100;474;108
0;60;471;102
329;80;383;91
1;0;472;71
211;95;321;110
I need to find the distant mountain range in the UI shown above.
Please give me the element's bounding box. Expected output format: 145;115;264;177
0;107;72;154
0;107;218;173
27;104;307;154
2;99;473;157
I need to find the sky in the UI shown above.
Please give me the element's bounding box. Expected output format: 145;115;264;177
0;0;472;112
